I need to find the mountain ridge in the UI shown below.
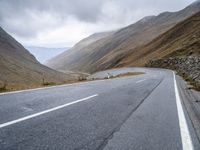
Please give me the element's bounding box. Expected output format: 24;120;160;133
0;27;79;90
45;31;114;72
46;0;200;73
116;11;200;67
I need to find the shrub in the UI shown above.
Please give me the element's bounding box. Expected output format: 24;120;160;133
0;82;7;92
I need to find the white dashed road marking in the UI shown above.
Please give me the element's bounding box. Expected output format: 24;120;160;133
136;79;146;83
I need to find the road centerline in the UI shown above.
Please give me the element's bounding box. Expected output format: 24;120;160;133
0;94;98;129
173;72;194;150
136;79;146;83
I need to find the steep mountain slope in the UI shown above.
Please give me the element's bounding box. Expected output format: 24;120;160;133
116;11;200;67
0;27;77;90
46;0;200;73
140;11;200;90
45;31;114;72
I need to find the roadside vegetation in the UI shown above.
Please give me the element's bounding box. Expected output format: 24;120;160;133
114;72;144;78
182;73;200;91
0;75;88;93
0;82;7;92
90;72;144;81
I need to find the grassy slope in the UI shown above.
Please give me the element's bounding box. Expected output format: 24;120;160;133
0;27;80;91
116;11;200;67
136;11;200;90
46;32;114;73
46;1;200;73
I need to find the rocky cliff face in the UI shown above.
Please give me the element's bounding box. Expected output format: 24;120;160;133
146;57;200;90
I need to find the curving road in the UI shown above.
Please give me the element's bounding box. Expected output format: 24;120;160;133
0;68;199;150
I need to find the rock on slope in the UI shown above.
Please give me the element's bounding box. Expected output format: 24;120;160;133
0;27;77;90
117;11;200;67
46;0;200;73
143;11;200;90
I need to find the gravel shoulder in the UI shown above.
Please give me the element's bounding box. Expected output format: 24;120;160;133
176;75;200;142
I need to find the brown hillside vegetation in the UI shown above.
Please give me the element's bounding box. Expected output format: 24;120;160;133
139;11;200;90
45;31;114;73
0;27;80;91
117;11;200;67
46;1;200;73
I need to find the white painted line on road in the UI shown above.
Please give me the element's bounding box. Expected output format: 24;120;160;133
0;94;98;129
173;72;194;150
136;79;146;83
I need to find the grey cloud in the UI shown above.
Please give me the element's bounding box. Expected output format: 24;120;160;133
0;0;104;38
0;0;196;40
0;0;103;22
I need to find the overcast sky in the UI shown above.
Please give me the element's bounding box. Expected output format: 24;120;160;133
0;0;196;48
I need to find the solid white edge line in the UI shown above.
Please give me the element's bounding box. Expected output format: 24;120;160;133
0;94;98;129
173;72;194;150
136;79;146;83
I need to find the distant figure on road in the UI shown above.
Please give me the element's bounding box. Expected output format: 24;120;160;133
107;73;112;79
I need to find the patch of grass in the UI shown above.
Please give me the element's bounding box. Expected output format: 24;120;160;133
93;72;144;80
0;78;92;93
78;76;87;81
182;74;200;91
0;83;7;92
115;72;144;78
191;82;200;91
187;80;200;91
0;87;7;92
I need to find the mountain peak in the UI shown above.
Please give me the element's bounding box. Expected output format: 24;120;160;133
46;1;200;73
190;0;200;6
139;15;156;23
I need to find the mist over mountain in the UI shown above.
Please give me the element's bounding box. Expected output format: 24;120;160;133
46;0;200;73
0;0;195;48
26;46;70;63
45;31;114;72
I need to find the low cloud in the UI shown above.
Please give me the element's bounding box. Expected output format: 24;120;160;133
0;0;195;47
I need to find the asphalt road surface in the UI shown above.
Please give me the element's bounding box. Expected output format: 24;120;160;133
0;68;199;150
